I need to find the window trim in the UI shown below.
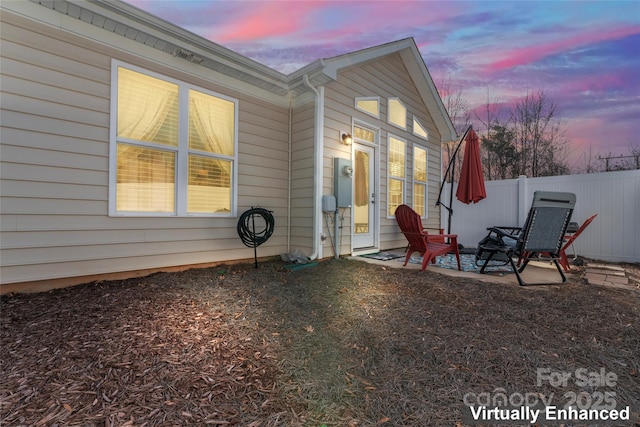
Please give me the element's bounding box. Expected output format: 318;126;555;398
386;133;407;218
412;144;429;219
109;60;238;217
355;96;380;119
387;97;407;130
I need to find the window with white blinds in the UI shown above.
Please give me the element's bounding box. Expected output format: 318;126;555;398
110;62;238;216
387;135;406;217
413;145;428;217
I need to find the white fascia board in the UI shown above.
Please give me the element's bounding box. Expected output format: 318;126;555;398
84;0;288;84
287;39;413;88
322;38;413;72
10;0;290;105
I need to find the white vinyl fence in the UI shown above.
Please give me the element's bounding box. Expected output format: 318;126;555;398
440;169;640;263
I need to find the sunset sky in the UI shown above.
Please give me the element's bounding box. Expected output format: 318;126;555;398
123;0;639;169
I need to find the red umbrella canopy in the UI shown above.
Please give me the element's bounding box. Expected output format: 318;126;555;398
455;128;486;204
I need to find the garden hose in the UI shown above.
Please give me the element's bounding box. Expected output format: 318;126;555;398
237;207;275;267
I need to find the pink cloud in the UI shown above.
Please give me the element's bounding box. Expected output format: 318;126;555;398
557;72;626;97
211;1;453;46
210;2;325;43
563;117;613;166
485;26;639;73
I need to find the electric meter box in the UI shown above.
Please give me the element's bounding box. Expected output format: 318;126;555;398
333;157;353;208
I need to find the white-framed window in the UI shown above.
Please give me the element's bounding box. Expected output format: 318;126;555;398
353;124;376;144
355;97;380;118
387;134;406;217
413;116;429;140
109;61;238;217
413;145;428;218
388;98;407;130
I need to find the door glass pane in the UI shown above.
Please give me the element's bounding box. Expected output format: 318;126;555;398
354;149;369;234
354;126;375;143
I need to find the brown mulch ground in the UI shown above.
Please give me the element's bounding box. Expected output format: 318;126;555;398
1;259;639;427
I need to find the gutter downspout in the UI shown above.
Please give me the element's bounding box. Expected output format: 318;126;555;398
302;74;324;260
287;94;292;253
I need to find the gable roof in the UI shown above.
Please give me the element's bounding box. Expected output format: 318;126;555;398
11;0;456;141
289;38;457;142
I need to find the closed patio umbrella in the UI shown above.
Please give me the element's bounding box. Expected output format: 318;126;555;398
456;128;486;204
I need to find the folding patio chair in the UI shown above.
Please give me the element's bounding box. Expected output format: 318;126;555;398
475;191;576;286
395;204;461;271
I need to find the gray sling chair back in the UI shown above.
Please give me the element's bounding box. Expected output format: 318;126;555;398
475;191;576;286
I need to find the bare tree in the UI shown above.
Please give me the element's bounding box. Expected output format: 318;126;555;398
475;89;505;134
438;75;471;182
575;146;604;174
482;125;518;180
439;75;471;135
619;141;640;170
511;90;570;177
440;85;573;181
628;143;640;169
598;149;640;171
475;91;517;180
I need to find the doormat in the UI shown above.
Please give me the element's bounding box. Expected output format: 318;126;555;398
360;252;404;261
407;253;514;274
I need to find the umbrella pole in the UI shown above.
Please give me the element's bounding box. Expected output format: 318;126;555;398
447;154;456;234
436;125;472;234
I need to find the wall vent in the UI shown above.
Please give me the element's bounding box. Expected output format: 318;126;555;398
172;48;204;64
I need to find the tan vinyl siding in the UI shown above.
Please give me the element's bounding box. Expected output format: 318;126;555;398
322;106;354;256
323;53;443;254
0;12;289;285
289;100;315;255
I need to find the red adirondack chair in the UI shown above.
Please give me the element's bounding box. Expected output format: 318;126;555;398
558;213;598;272
395;204;461;271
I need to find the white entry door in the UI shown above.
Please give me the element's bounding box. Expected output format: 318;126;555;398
352;142;376;249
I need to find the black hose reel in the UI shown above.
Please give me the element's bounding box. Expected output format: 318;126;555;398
237;207;275;268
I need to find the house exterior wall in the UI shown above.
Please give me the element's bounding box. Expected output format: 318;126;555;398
289;98;316;256
0;9;290;288
1;4;455;292
323;53;443;255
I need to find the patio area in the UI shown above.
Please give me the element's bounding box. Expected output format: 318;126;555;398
1;257;639;426
353;249;640;291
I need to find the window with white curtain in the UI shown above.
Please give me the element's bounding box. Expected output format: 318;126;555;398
110;62;237;216
413;145;428;217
